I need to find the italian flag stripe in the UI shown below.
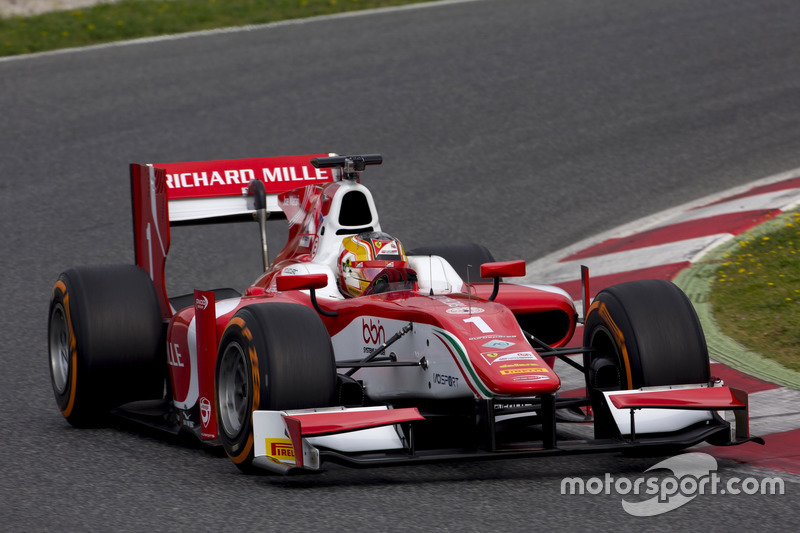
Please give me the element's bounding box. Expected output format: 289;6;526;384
433;329;492;399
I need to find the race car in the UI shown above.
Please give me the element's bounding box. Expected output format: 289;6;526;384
48;153;763;474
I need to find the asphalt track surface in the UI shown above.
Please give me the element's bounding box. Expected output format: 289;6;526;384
2;0;800;530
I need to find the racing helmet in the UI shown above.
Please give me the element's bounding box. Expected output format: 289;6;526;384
338;231;409;297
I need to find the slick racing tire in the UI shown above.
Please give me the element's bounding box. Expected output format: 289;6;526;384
215;303;337;474
48;265;164;427
583;279;710;392
583;280;710;450
408;243;496;283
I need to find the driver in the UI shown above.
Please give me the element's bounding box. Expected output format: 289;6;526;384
337;231;415;297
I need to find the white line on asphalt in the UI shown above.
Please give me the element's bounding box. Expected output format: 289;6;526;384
524;166;800;284
525;233;733;284
660;187;800;227
0;0;485;63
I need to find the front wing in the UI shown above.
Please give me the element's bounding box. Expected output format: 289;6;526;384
250;385;761;474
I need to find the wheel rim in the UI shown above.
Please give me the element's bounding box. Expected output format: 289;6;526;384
49;303;70;394
587;326;624;390
217;342;251;438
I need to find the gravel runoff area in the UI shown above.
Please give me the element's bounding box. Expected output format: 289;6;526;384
0;0;134;17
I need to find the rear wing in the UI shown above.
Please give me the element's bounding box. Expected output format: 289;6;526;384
130;154;335;318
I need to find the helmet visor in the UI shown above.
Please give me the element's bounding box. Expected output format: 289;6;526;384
350;260;409;282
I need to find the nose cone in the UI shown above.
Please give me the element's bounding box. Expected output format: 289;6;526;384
428;295;562;398
473;349;561;396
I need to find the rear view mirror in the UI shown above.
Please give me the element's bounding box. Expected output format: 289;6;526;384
275;274;336;317
479;260;526;301
480;260;526;279
276;273;328;292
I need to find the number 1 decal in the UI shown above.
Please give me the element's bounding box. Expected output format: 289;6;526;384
463;316;493;333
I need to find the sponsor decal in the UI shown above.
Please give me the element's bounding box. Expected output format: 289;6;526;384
432;295;484;314
157;156;333;200
266;438;296;461
283;195;300;207
494;402;536;410
468;334;518;341
199;397;211;427
362;318;385;345
374;240;399;256
262;166;330;184
179;409;195;428
481;351;539;366
447;307;485;314
499;363;542;369
166;169;255;189
433;328;494;399
165;167;331;191
500;367;549;375
512;374;549;382
195;295;209;310
483;339;515;349
282;266;299;275
433;373;460;388
167;342;184;367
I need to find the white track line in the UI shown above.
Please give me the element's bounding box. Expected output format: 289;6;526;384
524;166;800;285
528;234;733;284
663;187;800;226
0;0;485;63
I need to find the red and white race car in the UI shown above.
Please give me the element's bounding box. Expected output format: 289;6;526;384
48;153;762;474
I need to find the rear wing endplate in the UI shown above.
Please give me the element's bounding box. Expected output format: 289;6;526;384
130;154;334;318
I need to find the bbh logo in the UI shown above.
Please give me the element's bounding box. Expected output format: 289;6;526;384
362;318;385;345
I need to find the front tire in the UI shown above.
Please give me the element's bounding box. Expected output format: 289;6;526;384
48;265;164;427
215;303;337;473
583;280;710;445
583;279;710;392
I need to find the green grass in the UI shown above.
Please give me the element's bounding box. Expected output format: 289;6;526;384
709;209;800;372
0;0;432;57
7;0;798;378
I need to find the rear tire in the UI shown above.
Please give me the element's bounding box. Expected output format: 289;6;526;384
215;303;337;473
48;265;164;427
